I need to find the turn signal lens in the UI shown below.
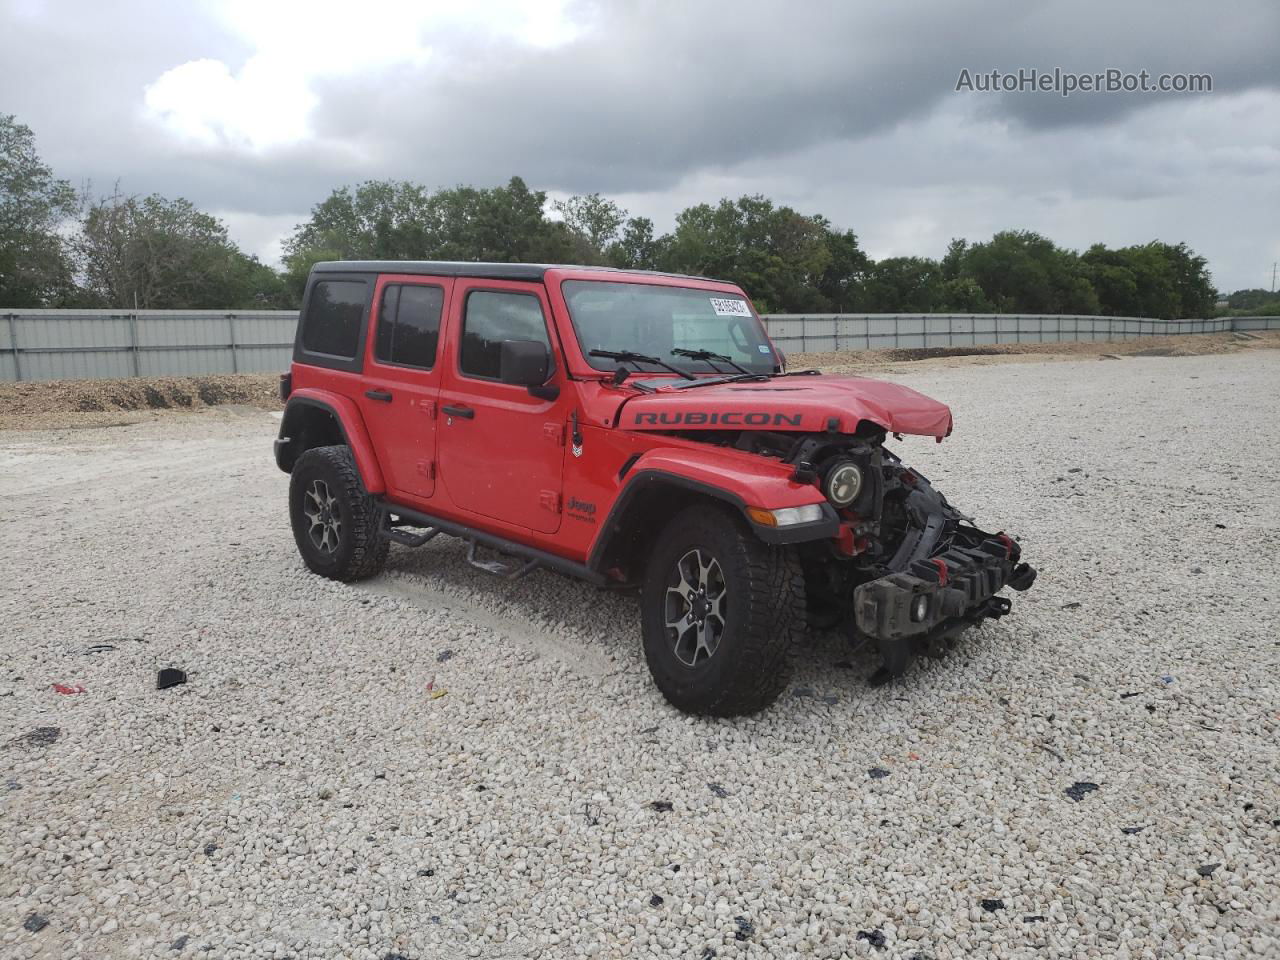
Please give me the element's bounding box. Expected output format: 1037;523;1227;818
748;504;824;527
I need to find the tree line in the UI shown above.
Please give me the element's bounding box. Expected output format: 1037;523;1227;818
3;113;1264;319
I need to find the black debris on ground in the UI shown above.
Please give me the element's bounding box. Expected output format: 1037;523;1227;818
383;953;411;960
1060;601;1082;610
650;800;673;813
436;649;454;662
868;767;891;780
792;686;816;699
156;667;187;690
1024;915;1048;923
1146;704;1157;713
733;916;755;941
1215;523;1227;529
7;726;60;749
85;643;116;654
171;935;189;951
1197;863;1221;877
203;842;218;856
417;868;435;877
344;867;356;875
1121;826;1146;835
699;950;717;960
1065;781;1099;802
670;863;681;872
580;802;601;826
708;783;730;798
649;894;664;907
1120;692;1141;699
856;929;887;948
981;899;1005;912
23;913;49;932
1243;803;1253;811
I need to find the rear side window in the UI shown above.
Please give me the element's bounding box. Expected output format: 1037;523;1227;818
460;291;550;380
375;284;444;369
301;280;367;358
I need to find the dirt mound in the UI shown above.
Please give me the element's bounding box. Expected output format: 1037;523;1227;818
0;374;281;418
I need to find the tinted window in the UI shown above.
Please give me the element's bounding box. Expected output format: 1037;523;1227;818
460;291;550;380
301;280;367;358
375;284;443;369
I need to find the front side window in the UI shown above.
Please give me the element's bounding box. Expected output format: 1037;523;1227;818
375;283;444;369
561;280;775;374
301;279;367;358
460;290;550;380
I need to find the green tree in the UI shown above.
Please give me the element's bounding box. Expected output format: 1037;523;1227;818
0;114;77;305
75;191;279;309
660;196;833;313
959;230;1098;314
554;193;627;263
814;224;871;312
857;257;945;312
606;217;666;270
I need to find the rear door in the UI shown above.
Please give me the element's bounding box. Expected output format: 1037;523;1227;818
358;275;451;500
436;279;567;534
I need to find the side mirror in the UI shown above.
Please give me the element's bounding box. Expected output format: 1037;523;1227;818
499;339;551;387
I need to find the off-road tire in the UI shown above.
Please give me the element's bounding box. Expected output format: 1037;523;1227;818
289;445;389;582
641;504;805;716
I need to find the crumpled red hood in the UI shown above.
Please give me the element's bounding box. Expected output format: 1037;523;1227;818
615;375;953;439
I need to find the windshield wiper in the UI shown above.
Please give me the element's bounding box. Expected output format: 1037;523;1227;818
589;349;696;380
671;347;754;376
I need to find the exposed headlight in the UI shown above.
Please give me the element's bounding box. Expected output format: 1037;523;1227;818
746;504;825;527
823;461;863;507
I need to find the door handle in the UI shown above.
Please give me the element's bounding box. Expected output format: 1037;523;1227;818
365;389;393;403
442;404;475;419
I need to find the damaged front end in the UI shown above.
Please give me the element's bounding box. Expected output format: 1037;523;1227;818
797;439;1037;681
726;426;1038;681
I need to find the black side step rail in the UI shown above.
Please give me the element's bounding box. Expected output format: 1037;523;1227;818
377;503;607;586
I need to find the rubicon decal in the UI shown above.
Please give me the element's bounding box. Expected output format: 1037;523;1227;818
567;496;598;521
631;411;804;427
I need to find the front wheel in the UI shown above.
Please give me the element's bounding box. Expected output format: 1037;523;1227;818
640;504;805;716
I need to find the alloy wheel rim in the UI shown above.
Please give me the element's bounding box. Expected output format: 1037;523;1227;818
303;479;342;554
664;548;727;667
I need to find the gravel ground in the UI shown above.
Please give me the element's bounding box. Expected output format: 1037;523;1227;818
2;351;1278;960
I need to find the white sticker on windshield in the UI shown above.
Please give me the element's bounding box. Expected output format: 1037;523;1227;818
758;344;771;353
709;297;752;317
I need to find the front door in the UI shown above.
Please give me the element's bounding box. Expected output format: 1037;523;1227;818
358;275;451;501
436;280;567;533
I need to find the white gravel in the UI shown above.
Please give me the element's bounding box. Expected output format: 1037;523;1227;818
2;352;1278;960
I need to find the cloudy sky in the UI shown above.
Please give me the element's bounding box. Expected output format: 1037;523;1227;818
3;0;1277;293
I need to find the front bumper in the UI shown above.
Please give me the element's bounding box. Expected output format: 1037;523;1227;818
853;533;1036;672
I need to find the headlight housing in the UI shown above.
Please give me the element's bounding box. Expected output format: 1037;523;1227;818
823;461;863;507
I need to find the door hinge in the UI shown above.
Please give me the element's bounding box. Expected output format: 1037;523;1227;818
416;459;435;479
539;490;562;513
543;421;564;444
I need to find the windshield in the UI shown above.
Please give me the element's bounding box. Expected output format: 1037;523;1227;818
561;280;778;375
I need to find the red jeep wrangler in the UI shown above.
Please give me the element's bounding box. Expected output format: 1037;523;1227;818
275;261;1035;715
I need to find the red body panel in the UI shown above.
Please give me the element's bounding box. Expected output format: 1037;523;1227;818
287;384;386;493
287;266;956;566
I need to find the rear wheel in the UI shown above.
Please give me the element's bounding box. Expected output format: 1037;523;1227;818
289;445;388;582
640;505;805;716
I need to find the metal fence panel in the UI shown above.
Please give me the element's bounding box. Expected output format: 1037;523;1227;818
0;309;1275;381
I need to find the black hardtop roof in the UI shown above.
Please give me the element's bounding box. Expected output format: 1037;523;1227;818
309;260;729;284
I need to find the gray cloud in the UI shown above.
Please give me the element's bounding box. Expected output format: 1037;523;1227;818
1;0;1277;291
